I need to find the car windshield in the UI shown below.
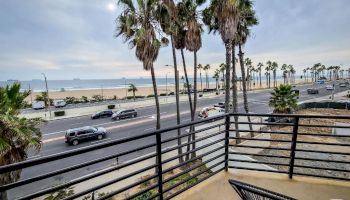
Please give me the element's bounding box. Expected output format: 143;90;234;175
89;127;98;132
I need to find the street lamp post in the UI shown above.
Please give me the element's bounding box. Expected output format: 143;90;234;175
42;73;52;118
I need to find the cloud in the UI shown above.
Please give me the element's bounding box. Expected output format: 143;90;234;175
25;59;61;70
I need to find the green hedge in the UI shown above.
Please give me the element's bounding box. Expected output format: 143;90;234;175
147;94;155;98
54;111;65;117
107;105;115;109
298;101;350;110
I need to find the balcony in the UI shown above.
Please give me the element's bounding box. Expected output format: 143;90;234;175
0;113;349;200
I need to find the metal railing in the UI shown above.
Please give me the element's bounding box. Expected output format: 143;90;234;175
0;113;349;200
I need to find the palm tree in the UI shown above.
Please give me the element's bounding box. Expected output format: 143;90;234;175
244;58;252;90
303;69;307;82
0;83;44;200
269;84;298;114
219;63;226;89
35;91;51;107
257;62;263;88
266;61;272;88
197;64;203;92
181;75;185;92
272;62;278;87
213;69;220;92
128;84;138;101
287;64;293;83
116;0;167;130
281;64;288;84
204;64;211;89
306;67;310;82
290;66;296;83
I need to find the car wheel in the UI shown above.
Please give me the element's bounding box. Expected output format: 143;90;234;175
72;140;79;146
97;134;103;140
116;117;119;120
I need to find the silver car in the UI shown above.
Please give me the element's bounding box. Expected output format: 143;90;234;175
65;126;107;145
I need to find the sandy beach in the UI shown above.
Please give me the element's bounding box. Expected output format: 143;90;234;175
26;79;308;101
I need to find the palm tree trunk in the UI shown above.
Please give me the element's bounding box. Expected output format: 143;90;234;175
171;36;183;164
238;44;253;135
190;50;198;159
231;44;240;143
180;48;194;162
150;65;160;130
224;42;231;113
274;71;276;87
199;70;203;92
259;70;262;88
133;91;135;101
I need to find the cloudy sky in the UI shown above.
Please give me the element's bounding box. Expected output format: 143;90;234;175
0;0;349;81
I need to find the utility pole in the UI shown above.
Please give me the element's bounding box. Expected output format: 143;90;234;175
42;73;51;118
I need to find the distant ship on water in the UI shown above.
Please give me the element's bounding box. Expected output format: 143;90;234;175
73;78;80;81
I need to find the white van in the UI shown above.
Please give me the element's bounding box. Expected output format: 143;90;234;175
32;101;45;110
198;107;225;119
54;100;66;108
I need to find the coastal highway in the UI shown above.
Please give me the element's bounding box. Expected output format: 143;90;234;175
8;82;349;198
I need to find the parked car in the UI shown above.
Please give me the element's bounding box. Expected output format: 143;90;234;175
91;110;114;119
111;109;137;120
213;102;233;109
65;126;106;145
54;100;66;108
32;101;45;110
307;88;319;94
339;83;347;87
198;107;224;119
326;85;334;90
316;80;325;84
265;112;293;123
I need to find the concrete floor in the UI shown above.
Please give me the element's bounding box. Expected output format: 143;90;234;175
173;169;350;200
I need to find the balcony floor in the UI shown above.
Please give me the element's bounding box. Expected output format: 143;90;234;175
173;169;350;200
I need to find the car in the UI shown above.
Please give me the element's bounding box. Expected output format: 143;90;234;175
326;85;334;90
213;102;233;109
54;100;66;108
91;110;114;119
339;83;347;87
198;107;225;119
111;109;137;120
307;88;319;94
32;101;45;110
65;126;106;145
316;80;325;84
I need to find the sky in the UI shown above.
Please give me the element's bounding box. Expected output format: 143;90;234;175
0;0;350;81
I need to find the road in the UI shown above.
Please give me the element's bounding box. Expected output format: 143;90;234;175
8;82;348;198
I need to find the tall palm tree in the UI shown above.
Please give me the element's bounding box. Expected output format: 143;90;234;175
116;0;167;130
128;84;138;101
281;64;288;84
197;64;203;92
271;62;278;87
287;64;293;83
306;67;310;82
269;84;298;114
0;83;44;200
244;58;252;90
266;61;272;88
204;64;211;89
257;62;263;88
303;69;307;82
219;63;226;89
290;66;296;83
213;69;220;92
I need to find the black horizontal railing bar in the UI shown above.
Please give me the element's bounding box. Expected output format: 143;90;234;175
229;159;290;167
298;124;350;129
229;137;291;143
228;166;288;174
297;140;350;147
298;133;350;138
162;145;224;174
64;163;158;200
295;156;350;164
229;129;292;135
293;172;350;182
161;130;225;155
161;123;225;144
124;183;159;200
164;166;224;200
229;144;291;151
231;121;293;126
0;114;228;173
162;137;225;165
293;164;350;173
16;153;157;200
229;113;350;119
229;151;290;159
163;160;225;194
163;152;225;184
295;148;350;155
0;142;157;191
99;174;159;200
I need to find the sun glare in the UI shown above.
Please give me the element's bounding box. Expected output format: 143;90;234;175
107;3;116;12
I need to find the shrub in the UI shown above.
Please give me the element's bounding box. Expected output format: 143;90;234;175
159;93;167;96
134;95;145;99
147;94;155;98
92;94;103;102
65;97;77;104
81;96;88;103
107;105;115;109
54;111;65;117
168;91;175;95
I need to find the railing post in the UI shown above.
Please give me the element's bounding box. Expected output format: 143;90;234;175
225;114;230;172
156;132;164;200
289;116;299;179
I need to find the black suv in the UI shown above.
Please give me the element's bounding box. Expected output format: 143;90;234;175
111;109;137;120
91;110;114;119
65;126;107;145
307;88;319;94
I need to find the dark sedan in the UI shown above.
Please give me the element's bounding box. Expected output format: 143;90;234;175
91;110;114;119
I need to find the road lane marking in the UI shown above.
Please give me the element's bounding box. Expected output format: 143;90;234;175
91;138;112;144
144;127;156;132
70;122;84;126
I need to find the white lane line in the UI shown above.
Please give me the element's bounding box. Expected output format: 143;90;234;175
28;154;42;160
90;138;112;144
144;127;156;132
70;122;84;126
43;112;167;136
182;118;191;122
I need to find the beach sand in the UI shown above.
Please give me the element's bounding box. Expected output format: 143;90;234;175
27;79;307;101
